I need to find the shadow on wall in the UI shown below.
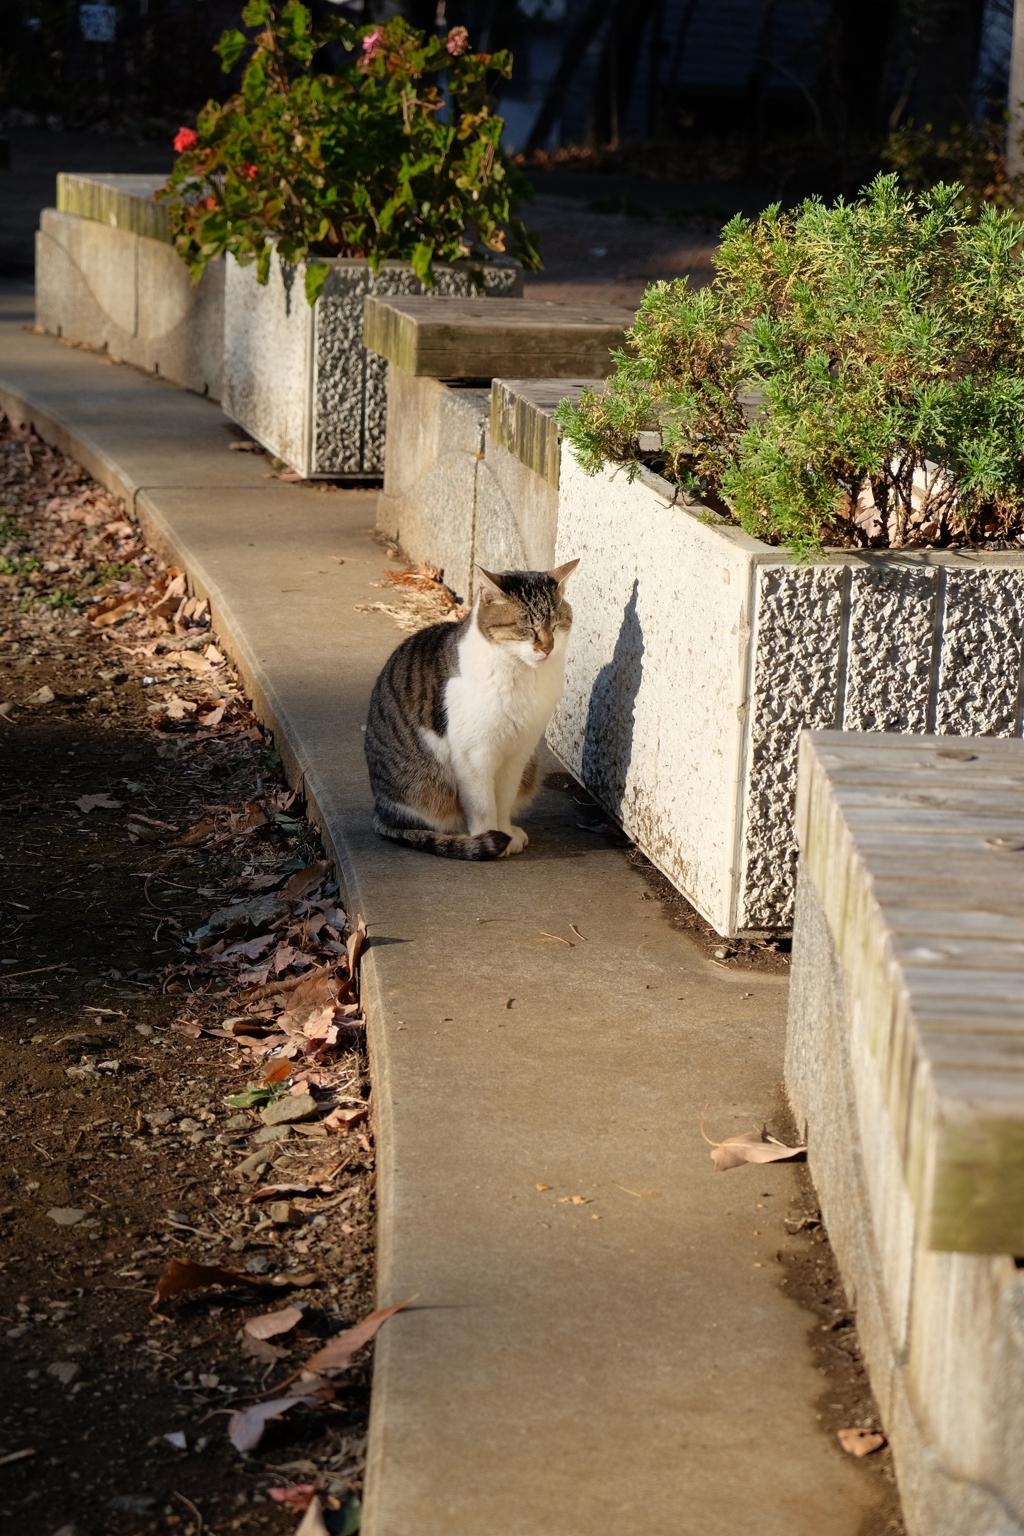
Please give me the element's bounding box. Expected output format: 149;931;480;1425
582;578;644;817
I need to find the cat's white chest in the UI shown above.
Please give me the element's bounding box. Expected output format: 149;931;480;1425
444;623;565;757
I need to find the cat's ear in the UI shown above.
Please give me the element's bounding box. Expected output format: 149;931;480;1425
548;558;580;587
475;567;506;603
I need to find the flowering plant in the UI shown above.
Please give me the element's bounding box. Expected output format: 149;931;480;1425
160;2;540;305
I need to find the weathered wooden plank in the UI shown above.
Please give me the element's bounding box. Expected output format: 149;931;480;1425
796;730;1024;1252
363;297;634;379
489;378;600;486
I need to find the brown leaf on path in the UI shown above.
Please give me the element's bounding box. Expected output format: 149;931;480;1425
272;942;303;974
700;1107;806;1171
322;1104;368;1133
277;967;342;1034
172;819;218;847
282;862;332;903
151;1257;269;1310
261;1058;295;1085
245;1305;304;1341
346;914;367;980
300;1297;414;1376
294;1494;331;1536
242;1334;289;1364
198;703;226;727
128;812;179;832
302;1004;339;1042
706;1129;806;1171
837;1428;885;1457
227;1390;320;1454
90;597;136;628
244;871;288;892
75;793;123;813
245;962;333;1006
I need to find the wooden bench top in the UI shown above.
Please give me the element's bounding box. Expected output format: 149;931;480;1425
796;731;1024;1252
363;296;634;380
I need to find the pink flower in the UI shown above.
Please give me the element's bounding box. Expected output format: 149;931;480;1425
361;28;384;56
173;126;198;153
446;25;469;55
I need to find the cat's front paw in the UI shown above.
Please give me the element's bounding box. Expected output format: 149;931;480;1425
502;825;528;856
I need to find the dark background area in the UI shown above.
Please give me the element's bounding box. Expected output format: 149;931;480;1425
0;0;1017;276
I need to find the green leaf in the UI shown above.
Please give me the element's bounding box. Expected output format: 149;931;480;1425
223;1086;274;1110
334;1498;361;1536
304;261;330;307
410;240;435;286
216;28;249;72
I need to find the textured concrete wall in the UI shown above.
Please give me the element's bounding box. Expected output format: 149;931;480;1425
738;557;1024;931
550;453;764;933
224;252;521;479
475;437;559;573
375;370;490;604
553;453;1024;934
35;209;222;399
786;737;1024;1536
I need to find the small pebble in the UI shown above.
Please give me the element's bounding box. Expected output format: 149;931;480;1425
134;1023;154;1038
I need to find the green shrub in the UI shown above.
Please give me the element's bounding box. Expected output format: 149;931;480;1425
559;174;1024;551
160;3;540;306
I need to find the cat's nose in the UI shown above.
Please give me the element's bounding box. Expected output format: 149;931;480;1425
535;631;554;655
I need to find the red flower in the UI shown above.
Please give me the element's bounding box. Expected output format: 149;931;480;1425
173;126;198;153
201;196;217;210
240;162;258;179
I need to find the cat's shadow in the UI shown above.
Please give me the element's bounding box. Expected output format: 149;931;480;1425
580;578;643;820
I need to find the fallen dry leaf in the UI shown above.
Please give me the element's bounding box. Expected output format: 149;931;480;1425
227;1390;320;1454
700;1109;806;1171
322;1105;368;1133
151;1257;268;1310
300;1297;413;1376
245;1305;303;1341
173;818;218;847
242;1334;290;1364
837;1428;885;1457
346;914;367;980
268;1485;317;1510
283;862;332;903
75;793;122;813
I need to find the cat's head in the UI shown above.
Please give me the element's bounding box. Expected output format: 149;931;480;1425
474;561;579;668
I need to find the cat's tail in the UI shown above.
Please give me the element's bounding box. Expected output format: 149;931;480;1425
373;812;510;861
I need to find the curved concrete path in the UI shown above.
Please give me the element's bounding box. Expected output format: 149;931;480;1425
0;291;884;1535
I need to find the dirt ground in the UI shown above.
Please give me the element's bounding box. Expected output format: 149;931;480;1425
0;413;376;1535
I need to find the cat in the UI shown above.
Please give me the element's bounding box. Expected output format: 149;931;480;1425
364;560;579;860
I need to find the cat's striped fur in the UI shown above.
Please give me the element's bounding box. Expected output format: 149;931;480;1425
365;562;578;859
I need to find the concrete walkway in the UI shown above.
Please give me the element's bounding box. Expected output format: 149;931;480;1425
0;291;882;1535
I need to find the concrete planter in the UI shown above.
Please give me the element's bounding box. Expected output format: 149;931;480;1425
550;451;1024;935
376;375;595;602
223;250;521;479
36;204;223;400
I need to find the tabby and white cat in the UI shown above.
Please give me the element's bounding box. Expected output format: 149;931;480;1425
364;561;579;859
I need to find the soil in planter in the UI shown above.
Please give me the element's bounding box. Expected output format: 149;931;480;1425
0;414;376;1534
